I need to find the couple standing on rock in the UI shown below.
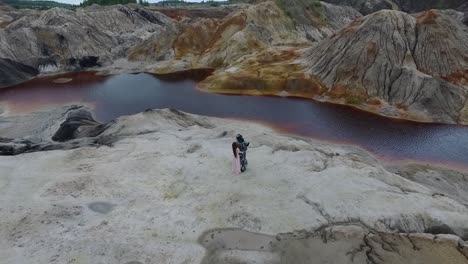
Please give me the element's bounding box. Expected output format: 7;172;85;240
232;134;250;175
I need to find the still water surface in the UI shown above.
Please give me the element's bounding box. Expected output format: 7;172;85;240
1;72;467;167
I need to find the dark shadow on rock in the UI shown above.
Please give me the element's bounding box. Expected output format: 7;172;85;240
151;68;214;83
424;224;457;237
67;56;100;70
52;109;107;142
0;138;34;155
0;58;38;88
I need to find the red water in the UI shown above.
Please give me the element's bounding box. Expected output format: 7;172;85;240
1;72;468;169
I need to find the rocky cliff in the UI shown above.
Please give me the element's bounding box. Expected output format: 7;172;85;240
302;9;468;123
322;0;467;15
0;5;175;71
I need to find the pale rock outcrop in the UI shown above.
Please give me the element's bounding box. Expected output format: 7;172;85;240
322;0;396;15
0;5;175;70
322;0;468;26
0;12;12;28
392;0;466;13
126;24;179;62
302;9;468;123
459;2;468;26
320;1;363;30
413;10;468;78
322;0;467;15
129;1;362;68
273;0;363;42
198;1;307;68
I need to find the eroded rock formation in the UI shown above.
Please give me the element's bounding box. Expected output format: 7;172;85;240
322;0;467;15
0;5;175;71
302;9;468;123
322;0;396;15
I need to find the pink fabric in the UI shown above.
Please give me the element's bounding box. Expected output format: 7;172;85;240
232;148;241;175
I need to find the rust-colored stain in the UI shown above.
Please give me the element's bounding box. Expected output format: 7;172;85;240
340;18;363;34
416;10;439;25
441;70;468;86
366;41;378;56
208;12;247;49
329;84;347;97
257;50;299;64
367;98;382;106
174;19;220;58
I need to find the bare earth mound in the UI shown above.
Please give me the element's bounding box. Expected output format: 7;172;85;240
302;9;468;124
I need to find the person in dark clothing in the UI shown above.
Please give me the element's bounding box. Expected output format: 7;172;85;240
235;134;250;172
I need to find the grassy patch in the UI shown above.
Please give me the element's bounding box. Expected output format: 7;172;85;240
345;96;364;105
275;0;326;26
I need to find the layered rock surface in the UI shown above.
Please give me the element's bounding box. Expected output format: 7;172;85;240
0;5;175;71
322;0;467;15
1;107;468;263
302;9;468;123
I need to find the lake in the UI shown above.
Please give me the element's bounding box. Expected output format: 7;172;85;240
1;71;468;168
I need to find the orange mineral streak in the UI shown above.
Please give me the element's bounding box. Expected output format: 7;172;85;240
416;10;439;25
340;18;363;34
366;41;378;56
367;98;382;106
174;19;220;58
442;70;468;86
207;12;247;49
198;46;326;98
257;50;299;64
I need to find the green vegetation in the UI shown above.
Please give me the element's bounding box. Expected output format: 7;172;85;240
155;0;252;7
345;96;363;105
2;0;151;9
275;0;326;26
80;0;149;7
2;0;74;9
